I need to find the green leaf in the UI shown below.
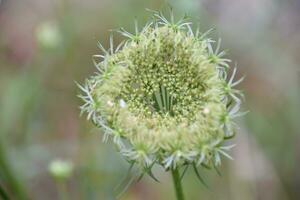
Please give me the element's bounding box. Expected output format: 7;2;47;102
114;162;135;191
213;165;222;177
138;161;160;183
180;165;189;181
192;163;209;189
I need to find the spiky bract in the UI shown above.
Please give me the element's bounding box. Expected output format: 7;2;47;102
78;12;244;171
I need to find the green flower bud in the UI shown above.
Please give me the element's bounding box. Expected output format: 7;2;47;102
48;159;73;180
36;21;62;50
78;11;244;171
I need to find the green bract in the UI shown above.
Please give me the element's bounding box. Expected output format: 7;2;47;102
78;12;244;171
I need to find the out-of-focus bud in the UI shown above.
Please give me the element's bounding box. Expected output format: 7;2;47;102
48;159;73;180
36;21;62;50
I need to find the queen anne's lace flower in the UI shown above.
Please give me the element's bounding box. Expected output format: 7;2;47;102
78;11;244;172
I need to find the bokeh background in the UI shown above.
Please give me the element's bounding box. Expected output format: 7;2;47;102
0;0;300;199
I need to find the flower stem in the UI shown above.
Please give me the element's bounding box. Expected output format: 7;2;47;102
56;181;68;200
171;168;185;200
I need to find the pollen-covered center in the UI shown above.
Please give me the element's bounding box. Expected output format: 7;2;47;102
119;27;216;122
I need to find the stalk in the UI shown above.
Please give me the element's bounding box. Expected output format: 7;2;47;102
171;168;185;200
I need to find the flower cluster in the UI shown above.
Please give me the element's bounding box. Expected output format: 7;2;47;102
78;11;244;172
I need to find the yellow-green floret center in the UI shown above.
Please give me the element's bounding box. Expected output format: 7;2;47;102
117;27;225;125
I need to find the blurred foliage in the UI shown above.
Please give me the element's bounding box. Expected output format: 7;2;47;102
0;0;300;199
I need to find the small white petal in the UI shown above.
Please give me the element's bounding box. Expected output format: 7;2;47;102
119;99;126;108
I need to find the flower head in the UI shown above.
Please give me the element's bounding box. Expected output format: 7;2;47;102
78;11;244;171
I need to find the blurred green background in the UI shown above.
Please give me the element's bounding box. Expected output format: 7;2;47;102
0;0;300;199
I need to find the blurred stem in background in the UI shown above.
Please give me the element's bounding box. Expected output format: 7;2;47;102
48;159;73;200
172;168;185;200
0;68;42;200
0;141;28;200
0;181;10;200
56;181;68;200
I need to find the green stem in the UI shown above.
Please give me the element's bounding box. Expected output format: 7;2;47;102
56;181;68;200
0;141;27;200
171;168;185;200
